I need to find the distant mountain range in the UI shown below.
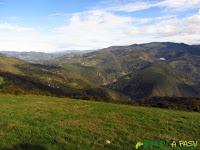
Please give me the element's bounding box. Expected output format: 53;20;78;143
0;50;94;63
0;42;200;102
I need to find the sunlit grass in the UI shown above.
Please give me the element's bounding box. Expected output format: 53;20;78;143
0;95;199;150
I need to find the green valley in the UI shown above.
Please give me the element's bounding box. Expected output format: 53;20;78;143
1;42;200;110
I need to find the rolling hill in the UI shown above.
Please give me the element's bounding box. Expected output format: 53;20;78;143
1;42;200;103
51;42;200;100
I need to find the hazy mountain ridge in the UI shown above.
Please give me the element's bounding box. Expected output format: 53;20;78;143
0;51;55;63
0;50;94;63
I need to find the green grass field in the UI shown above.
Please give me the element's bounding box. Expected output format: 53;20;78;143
0;95;199;150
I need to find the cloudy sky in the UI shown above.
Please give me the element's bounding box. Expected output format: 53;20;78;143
0;0;200;52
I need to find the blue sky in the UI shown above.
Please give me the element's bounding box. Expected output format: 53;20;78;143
0;0;200;52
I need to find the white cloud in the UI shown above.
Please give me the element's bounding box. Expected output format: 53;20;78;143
0;2;200;52
139;10;200;44
106;1;159;12
0;23;37;33
103;0;200;13
0;23;53;52
45;9;199;51
52;10;136;49
160;0;200;11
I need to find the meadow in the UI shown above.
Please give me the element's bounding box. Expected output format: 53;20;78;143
0;95;199;150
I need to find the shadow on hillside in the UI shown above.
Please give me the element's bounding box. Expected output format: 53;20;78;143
2;143;46;150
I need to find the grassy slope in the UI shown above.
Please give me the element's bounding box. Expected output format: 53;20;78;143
0;95;199;150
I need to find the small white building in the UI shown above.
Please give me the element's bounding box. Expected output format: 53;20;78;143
159;57;166;61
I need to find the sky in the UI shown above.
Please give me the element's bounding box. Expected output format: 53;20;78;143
0;0;200;52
